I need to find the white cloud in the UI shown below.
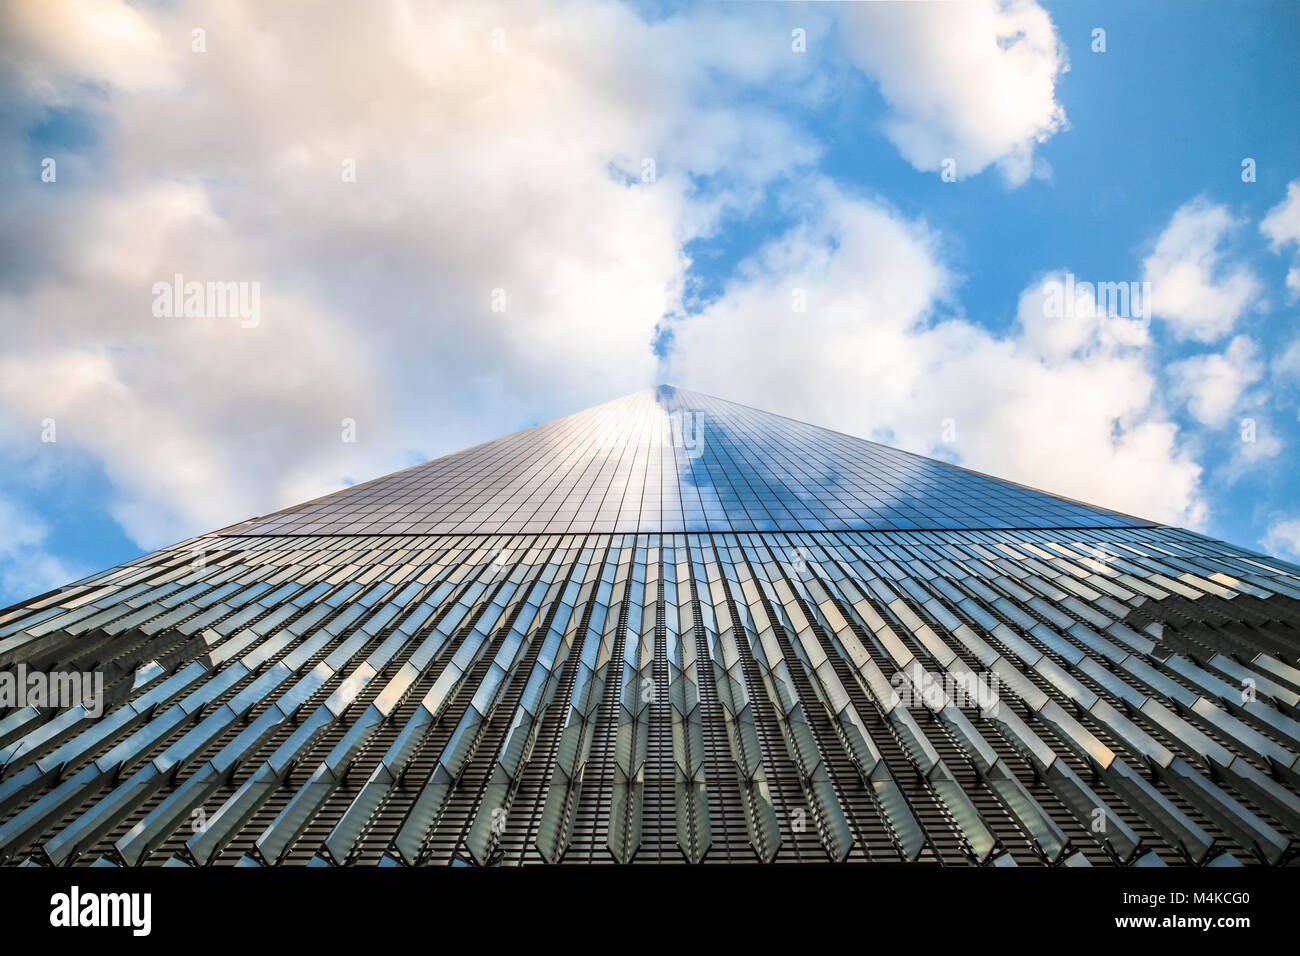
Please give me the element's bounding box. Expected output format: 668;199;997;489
0;0;180;97
1218;423;1282;487
1273;336;1300;381
664;185;1205;528
841;0;1068;184
1264;516;1300;561
0;0;824;550
0;1;1253;577
1261;179;1300;298
0;183;394;548
1166;335;1264;428
0;495;85;606
1143;198;1261;342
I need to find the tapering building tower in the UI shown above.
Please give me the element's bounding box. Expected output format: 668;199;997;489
3;386;1300;867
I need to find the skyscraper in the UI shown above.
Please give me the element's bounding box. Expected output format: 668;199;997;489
2;385;1298;867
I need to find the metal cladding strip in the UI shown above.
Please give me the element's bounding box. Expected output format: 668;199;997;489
0;561;233;686
1009;544;1142;620
235;536;514;865
112;631;343;865
851;561;1071;863
1148;620;1300;731
906;660;1069;864
534;537;632;864
0;583;103;634
1075;532;1228;583
1110;539;1245;592
1012;536;1280;677
0;655;183;778
182;539;504;866
0;620;294;861
606;539;655;864
41;663;292;866
1210;560;1300;600
1042;554;1149;615
1173;642;1300;713
945;552;1293;863
1088;544;1198;599
918;547;1187;786
873;562;1145;863
0;550;202;667
460;539;603;867
319;546;559;868
1122;543;1259;597
777;536;931;861
793;535;934;861
751;535;930;862
0;584;218;737
256;536;550;864
322;537;581;865
801;536;999;863
1205;536;1300;584
664;538;711;864
373;538;562;866
0;657;210;818
691;538;781;863
1070;615;1300;823
994;708;1143;862
181;637;380;864
0;708;45;756
3;525;1300;866
39;557;277;658
0;737;162;862
1004;534;1143;599
715;535;853;862
1207;649;1300;704
916;558;1218;862
34;553;415;865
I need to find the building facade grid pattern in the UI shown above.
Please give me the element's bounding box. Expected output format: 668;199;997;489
235;387;1147;536
1;524;1298;867
2;388;1297;867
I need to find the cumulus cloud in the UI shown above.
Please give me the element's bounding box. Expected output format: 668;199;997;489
1273;336;1300;381
0;0;179;97
841;0;1068;184
1143;198;1261;342
1166;335;1264;428
1264;516;1300;561
0;495;85;606
0;0;824;548
1261;179;1300;297
664;185;1205;528
1216;422;1282;488
0;182;393;547
0;0;1251;572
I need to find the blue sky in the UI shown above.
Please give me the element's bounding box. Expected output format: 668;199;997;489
2;0;1299;605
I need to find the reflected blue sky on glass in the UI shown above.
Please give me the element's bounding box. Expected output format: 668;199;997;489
233;387;1150;537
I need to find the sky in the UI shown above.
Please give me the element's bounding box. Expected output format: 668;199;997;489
1;0;1299;606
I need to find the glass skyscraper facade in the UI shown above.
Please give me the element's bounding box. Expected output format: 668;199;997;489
2;386;1299;866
